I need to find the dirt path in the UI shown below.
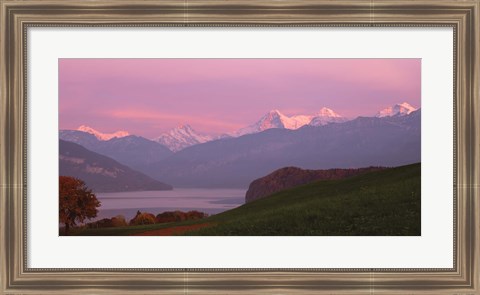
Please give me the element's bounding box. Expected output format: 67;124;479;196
132;223;214;236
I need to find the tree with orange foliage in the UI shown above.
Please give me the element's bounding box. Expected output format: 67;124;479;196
59;176;101;235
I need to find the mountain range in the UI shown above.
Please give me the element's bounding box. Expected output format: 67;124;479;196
61;102;416;153
66;102;416;152
136;107;349;152
146;109;421;188
152;102;416;150
59;130;173;175
59;102;420;188
234;107;347;136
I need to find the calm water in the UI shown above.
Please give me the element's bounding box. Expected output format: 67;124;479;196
93;188;246;221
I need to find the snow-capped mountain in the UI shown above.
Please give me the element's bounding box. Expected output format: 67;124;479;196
154;125;213;152
77;125;129;141
375;102;417;118
148;110;421;188
309;107;348;126
235;108;347;136
235;110;310;136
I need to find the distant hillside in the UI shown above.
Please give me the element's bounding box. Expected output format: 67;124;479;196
59;140;172;192
147;110;421;188
246;166;385;203
59;130;173;176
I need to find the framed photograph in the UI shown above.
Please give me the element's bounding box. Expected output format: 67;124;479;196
58;57;421;237
1;0;479;294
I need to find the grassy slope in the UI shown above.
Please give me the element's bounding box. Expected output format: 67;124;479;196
74;163;420;236
186;162;421;236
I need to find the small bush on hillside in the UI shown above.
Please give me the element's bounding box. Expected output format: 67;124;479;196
186;210;208;220
130;211;156;225
86;218;113;229
111;215;128;227
155;210;208;224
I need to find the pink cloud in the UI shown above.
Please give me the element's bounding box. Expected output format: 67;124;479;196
104;109;243;134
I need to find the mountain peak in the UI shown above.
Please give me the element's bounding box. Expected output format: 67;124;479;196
176;124;193;130
268;109;282;115
309;108;346;126
317;107;342;118
154;125;212;152
262;109;285;120
77;125;129;141
236;107;350;135
376;102;417;118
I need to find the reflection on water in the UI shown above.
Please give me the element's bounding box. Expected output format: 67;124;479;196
93;188;245;221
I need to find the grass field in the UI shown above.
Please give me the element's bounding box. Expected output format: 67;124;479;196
71;163;421;236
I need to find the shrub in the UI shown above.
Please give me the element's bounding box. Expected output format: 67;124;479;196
111;215;128;227
86;218;113;229
130;211;156;225
155;210;208;224
186;210;208;220
155;211;180;223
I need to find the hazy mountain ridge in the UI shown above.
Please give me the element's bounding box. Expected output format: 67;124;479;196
63;102;416;153
59;140;172;192
146;109;421;188
152;108;348;151
60;103;420;188
59;130;173;175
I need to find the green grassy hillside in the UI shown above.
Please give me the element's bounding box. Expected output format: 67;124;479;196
186;162;421;236
74;163;420;236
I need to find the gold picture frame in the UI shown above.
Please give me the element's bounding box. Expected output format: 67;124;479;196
1;0;479;293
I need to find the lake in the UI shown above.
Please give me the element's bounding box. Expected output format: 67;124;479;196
92;188;246;221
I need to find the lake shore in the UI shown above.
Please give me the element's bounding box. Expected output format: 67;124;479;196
90;188;246;221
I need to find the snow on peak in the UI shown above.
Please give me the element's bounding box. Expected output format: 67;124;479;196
172;124;196;135
259;109;292;128
267;109;282;116
235;107;347;136
309;107;347;126
235;109;306;136
154;125;213;152
317;107;342;118
77;125;129;141
375;102;417;118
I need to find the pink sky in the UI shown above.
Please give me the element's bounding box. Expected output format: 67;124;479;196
59;58;421;138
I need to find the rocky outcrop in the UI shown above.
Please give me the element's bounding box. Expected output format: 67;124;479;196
245;166;385;203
